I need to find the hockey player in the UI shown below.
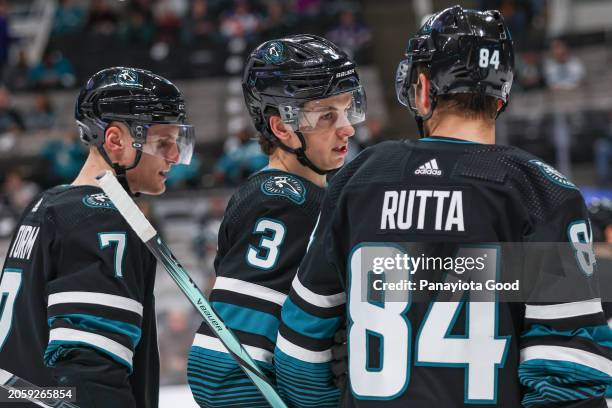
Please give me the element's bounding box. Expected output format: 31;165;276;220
0;67;195;407
186;35;366;407
274;6;612;407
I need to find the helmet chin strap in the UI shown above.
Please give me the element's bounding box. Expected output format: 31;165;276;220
266;130;328;175
414;89;437;138
97;146;143;196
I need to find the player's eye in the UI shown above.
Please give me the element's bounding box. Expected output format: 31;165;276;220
319;112;336;122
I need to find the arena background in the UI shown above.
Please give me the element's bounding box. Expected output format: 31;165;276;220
0;0;611;406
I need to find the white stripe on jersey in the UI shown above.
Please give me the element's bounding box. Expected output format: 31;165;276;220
276;333;332;364
47;292;143;316
192;333;272;364
291;275;346;308
213;277;286;306
49;328;133;366
520;345;612;376
525;299;603;320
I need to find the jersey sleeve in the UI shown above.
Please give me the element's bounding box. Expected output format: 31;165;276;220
187;198;317;407
273;196;345;407
519;191;612;407
43;211;153;376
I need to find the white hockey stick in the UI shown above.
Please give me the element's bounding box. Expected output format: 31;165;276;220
0;368;79;407
96;171;288;408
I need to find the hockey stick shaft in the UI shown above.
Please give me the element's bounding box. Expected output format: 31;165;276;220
96;171;288;408
0;368;79;408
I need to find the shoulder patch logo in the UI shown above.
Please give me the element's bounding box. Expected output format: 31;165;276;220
528;160;576;189
82;193;117;210
261;175;306;205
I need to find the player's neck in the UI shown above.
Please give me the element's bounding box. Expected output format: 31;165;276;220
268;153;326;188
427;115;496;144
72;152;114;187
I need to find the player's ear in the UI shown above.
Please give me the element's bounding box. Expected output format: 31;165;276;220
416;73;431;115
496;99;504;112
103;122;134;164
104;124;124;153
269;115;292;143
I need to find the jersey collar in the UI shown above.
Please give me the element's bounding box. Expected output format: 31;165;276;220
418;136;482;145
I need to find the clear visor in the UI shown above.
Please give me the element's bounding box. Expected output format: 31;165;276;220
136;123;195;165
395;59;417;110
279;87;366;134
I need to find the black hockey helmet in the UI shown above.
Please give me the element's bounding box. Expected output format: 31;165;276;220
75;67;195;169
395;5;514;135
243;34;366;174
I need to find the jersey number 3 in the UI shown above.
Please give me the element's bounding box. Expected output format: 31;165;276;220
246;218;286;270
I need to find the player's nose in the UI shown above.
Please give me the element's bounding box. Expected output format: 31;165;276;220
336;124;355;139
166;143;180;164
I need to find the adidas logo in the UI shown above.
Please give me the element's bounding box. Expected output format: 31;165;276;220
415;159;442;176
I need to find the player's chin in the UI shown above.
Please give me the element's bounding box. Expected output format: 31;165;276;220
142;181;166;195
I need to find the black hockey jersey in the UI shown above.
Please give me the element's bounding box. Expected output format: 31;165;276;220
275;137;612;407
187;168;325;407
0;185;159;407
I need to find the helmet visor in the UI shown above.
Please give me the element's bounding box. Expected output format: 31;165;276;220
279;87;366;134
395;58;418;111
137;123;195;165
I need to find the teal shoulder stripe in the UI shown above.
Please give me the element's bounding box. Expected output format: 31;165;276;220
281;297;341;340
48;314;141;347
521;324;612;348
45;340;132;372
212;301;279;343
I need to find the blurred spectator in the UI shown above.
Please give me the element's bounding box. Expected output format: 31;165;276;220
3;49;30;91
542;39;585;178
515;50;544;91
498;0;528;35
193;194;226;288
325;9;371;60
293;0;322;17
181;0;216;45
214;127;267;185
543;39;585;91
52;0;86;35
0;0;10;78
220;0;260;41
0;87;25;151
116;7;155;47
28;50;76;89
40;130;86;186
86;0;119;35
153;0;188;44
26;94;56;131
1;169;39;213
595;112;612;186
260;1;295;39
158;309;198;385
0;87;25;133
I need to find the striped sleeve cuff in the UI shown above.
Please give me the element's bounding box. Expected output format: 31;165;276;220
45;291;144;371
